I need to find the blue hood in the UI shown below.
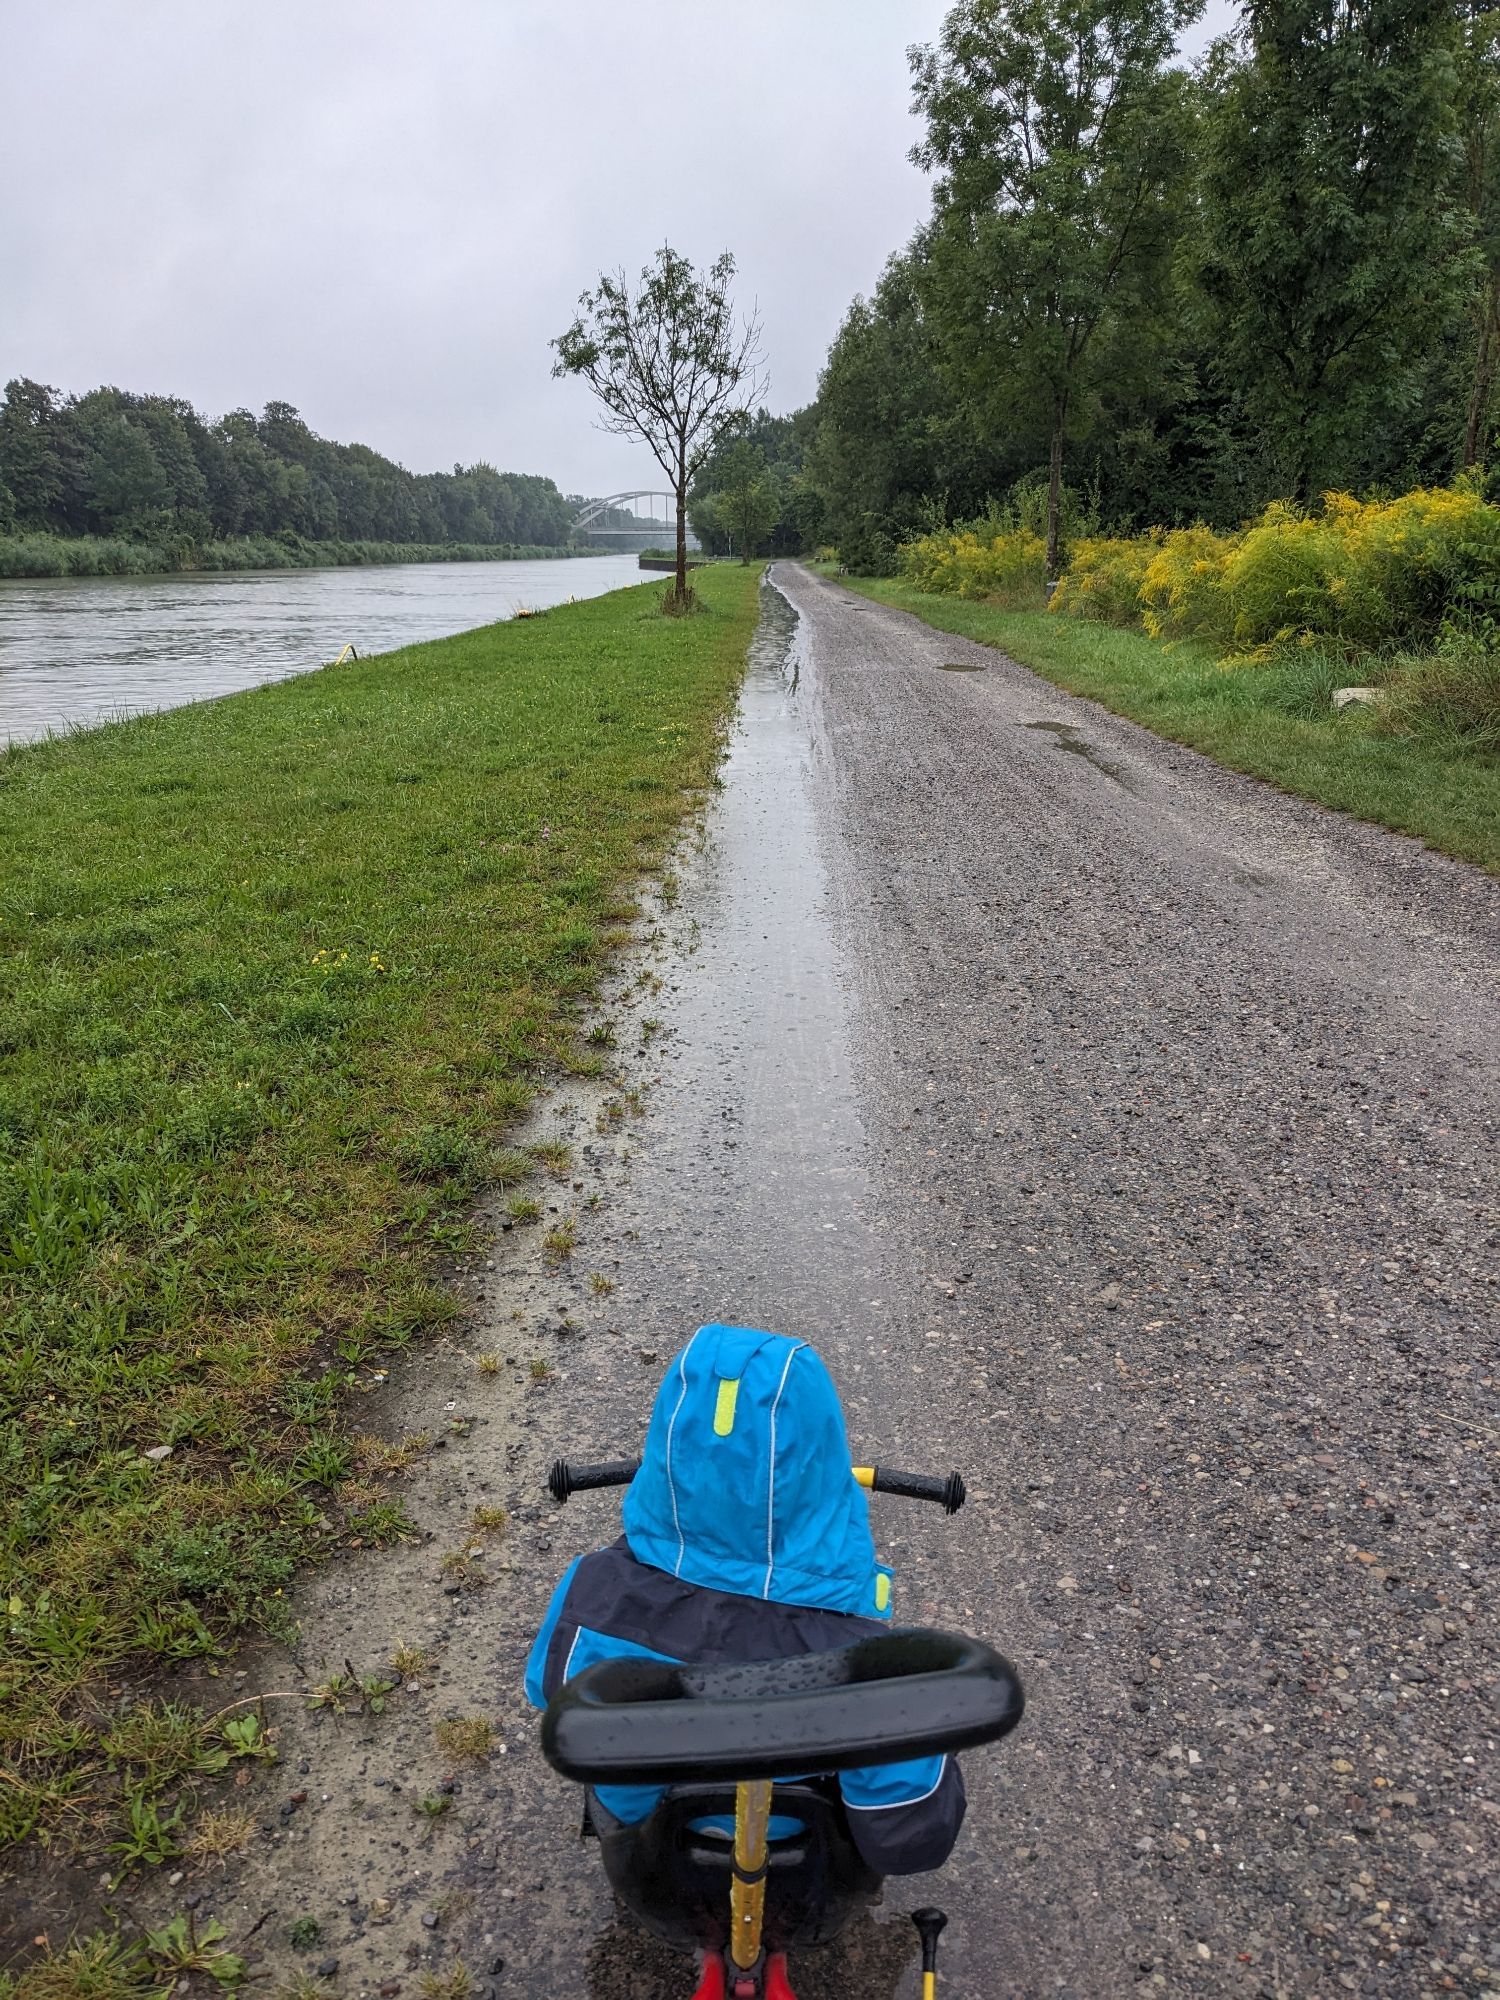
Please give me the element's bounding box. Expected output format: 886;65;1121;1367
621;1325;892;1619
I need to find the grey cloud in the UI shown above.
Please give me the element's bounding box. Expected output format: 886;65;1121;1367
1;0;1237;496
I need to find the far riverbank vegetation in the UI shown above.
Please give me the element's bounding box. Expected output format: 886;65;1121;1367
0;565;764;1875
0;530;603;580
0;378;584;578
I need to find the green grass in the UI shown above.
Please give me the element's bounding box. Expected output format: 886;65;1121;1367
827;572;1500;874
0;565;761;1857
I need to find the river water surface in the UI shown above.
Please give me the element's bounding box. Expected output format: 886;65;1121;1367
0;552;648;746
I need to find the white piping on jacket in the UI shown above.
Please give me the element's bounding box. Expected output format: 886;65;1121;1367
560;1626;584;1686
761;1341;807;1599
665;1326;702;1577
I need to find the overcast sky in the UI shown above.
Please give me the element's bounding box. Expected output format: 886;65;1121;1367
1;1;1238;500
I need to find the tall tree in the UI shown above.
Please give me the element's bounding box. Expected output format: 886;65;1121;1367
1455;1;1500;466
1195;0;1468;499
87;416;170;533
0;380;68;527
552;246;765;603
691;407;828;555
808;251;978;560
911;0;1201;574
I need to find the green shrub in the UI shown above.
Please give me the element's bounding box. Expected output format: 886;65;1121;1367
840;523;900;576
0;533;599;580
1247;641;1363;718
1381;643;1500;750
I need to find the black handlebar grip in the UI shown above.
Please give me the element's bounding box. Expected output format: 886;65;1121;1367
870;1466;967;1515
548;1457;641;1504
549;1457;966;1514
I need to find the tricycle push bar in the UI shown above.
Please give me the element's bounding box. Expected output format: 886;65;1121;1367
542;1628;1022;1785
547;1457;965;1515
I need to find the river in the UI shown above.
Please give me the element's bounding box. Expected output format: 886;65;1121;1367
0;552;650;747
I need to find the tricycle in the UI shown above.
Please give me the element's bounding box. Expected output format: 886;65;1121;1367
539;1453;1025;1999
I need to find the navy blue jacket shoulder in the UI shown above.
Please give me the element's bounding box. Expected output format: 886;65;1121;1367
525;1538;966;1877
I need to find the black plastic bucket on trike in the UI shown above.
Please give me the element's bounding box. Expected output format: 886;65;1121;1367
589;1779;880;1955
542;1630;1025;1974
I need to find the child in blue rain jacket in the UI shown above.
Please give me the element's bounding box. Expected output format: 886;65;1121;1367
525;1323;966;1875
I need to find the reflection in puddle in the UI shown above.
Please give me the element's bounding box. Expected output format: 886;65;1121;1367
755;570;802;692
577;573;920;2000
1023;718;1135;790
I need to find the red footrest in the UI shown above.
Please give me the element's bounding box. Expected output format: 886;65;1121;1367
694;1951;798;2000
690;1955;727;2000
764;1955;798;2000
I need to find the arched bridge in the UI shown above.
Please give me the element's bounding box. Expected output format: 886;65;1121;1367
572;492;698;547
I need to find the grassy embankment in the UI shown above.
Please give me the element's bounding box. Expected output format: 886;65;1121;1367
0;566;762;1898
0;533;606;580
825;571;1500;874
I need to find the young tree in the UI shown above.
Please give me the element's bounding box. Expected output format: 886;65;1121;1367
1195;0;1468;499
911;0;1201;575
553;246;765;602
715;440;777;560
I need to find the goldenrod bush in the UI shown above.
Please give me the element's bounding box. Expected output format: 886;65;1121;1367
1324;486;1500;645
1137;525;1241;644
1219;505;1365;650
899;483;1500;674
900;525;1047;605
1211;488;1496;652
1051;533;1162;625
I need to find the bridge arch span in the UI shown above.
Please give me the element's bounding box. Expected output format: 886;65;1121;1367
571;492;698;547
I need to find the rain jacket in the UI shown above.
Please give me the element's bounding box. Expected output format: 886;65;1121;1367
525;1324;966;1875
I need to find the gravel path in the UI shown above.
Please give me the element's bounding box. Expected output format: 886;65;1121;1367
23;569;1492;2000
768;564;1498;2000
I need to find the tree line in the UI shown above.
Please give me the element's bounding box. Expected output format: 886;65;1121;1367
0;379;576;551
688;409;827;560
696;0;1500;572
